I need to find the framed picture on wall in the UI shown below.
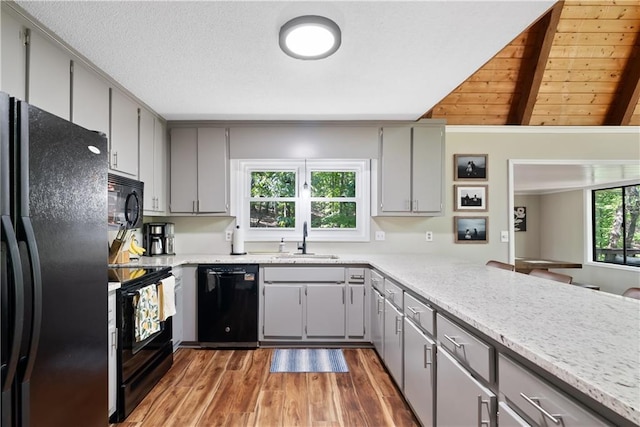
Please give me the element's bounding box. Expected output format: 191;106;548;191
454;216;488;243
454;154;488;180
454;185;488;211
514;206;527;231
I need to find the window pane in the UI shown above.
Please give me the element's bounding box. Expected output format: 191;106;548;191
250;202;295;228
311;202;356;228
251;171;296;197
311;172;356;197
624;185;640;265
593;188;623;263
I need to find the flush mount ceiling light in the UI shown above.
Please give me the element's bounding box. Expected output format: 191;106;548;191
279;15;341;60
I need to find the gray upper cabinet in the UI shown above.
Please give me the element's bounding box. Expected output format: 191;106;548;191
109;89;139;177
139;108;166;213
71;61;109;138
170;127;229;215
28;31;71;120
1;10;27;99
375;123;444;216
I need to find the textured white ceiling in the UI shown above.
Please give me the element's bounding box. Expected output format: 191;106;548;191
14;1;555;121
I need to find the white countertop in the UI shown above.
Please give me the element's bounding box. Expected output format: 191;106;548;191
115;252;639;423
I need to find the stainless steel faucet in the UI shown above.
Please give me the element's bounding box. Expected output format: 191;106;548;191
298;221;308;254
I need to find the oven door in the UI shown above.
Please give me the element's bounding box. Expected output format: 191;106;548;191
118;287;171;383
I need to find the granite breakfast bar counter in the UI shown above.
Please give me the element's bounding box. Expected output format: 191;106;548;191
129;253;640;425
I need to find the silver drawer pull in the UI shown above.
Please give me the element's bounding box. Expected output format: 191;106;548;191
444;334;463;348
519;393;562;425
377;298;383;314
423;344;433;369
407;306;422;321
477;395;493;427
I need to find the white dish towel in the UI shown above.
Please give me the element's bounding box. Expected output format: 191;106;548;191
159;275;176;321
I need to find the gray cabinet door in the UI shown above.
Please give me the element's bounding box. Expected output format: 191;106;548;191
437;348;496;427
370;288;384;356
380;127;412;213
263;285;303;338
412;126;443;213
28;31;70;120
383;299;403;388
71;61;109;139
139;108;155;211
306;284;345;337
153;119;167;213
1;11;27;99
404;319;435;426
109;89;139;177
347;284;365;337
197;128;228;213
170;128;198;213
181;266;197;342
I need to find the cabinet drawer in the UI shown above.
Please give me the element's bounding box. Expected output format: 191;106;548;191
404;292;434;336
437;313;492;382
384;279;403;308
263;267;344;283
370;270;384;292
499;354;611;427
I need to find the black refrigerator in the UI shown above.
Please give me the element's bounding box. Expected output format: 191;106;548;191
1;92;108;427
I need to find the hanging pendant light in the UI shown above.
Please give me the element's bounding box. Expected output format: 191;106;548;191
302;159;310;197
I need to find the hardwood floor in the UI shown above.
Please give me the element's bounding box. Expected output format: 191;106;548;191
111;348;419;427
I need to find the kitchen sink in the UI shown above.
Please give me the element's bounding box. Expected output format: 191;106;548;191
272;253;340;259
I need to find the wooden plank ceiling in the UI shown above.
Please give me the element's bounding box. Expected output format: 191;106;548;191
423;0;640;126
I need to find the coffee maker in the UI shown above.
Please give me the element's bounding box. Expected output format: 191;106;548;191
143;222;175;256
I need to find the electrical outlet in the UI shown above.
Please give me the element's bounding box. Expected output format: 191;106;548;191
375;231;385;241
500;230;509;242
225;230;233;241
425;231;433;241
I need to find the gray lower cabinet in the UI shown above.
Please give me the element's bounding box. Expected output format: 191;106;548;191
306;284;345;337
403;318;435;426
181;266;197;342
498;354;610;426
370;288;384;356
263;284;303;338
437;348;497;427
347;284;365;338
383;299;403;388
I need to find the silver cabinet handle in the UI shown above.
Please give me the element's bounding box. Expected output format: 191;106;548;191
385;289;395;302
423;344;433;369
112;151;118;167
405;200;411;210
298;288;302;305
395;316;402;334
192;200;196;213
407;306;421;322
477;395;492;427
111;329;118;352
377;298;383;315
444;334;463;348
342;288;345;305
519;393;562;425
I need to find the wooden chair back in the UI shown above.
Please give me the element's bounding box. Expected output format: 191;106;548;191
622;287;640;300
486;260;515;271
528;269;573;284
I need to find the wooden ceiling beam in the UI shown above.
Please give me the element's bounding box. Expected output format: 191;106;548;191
507;1;564;125
604;31;640;126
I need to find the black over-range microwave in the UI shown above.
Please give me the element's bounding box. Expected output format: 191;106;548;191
108;173;144;229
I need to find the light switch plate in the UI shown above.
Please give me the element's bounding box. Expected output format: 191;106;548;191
375;231;386;241
225;230;233;241
500;231;509;242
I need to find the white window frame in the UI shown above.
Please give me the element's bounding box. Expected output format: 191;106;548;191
233;159;370;242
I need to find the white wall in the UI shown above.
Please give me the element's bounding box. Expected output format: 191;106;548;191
514;194;540;258
159;126;640;294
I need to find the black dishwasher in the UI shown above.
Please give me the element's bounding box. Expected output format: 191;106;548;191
197;264;259;347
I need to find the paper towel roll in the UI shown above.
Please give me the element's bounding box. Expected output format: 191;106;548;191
232;225;246;254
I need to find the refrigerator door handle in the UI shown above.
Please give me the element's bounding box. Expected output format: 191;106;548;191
1;215;25;392
18;217;43;383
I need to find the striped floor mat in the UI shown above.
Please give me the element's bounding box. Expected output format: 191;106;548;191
270;349;349;373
